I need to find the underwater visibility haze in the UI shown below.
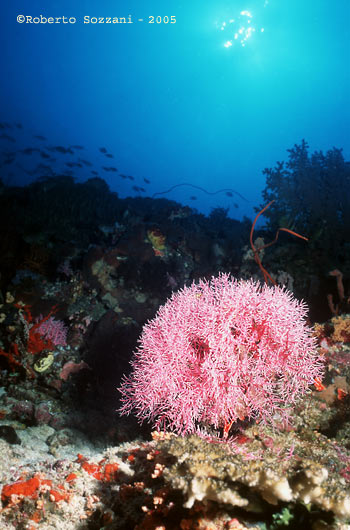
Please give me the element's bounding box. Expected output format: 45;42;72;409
1;0;349;217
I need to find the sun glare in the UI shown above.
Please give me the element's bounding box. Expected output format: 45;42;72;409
217;3;267;49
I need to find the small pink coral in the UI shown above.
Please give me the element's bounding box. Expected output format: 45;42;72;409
36;316;67;346
119;274;324;436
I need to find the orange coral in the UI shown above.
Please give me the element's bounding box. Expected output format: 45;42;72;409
76;454;119;481
331;315;350;343
1;474;53;506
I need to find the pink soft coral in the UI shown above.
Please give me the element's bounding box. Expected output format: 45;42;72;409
119;274;324;436
36;316;67;346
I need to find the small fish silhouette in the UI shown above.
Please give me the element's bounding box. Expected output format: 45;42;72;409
46;146;74;154
0;134;15;142
102;166;118;172
3;155;15;165
78;159;92;166
21;148;40;155
65;162;81;168
37;163;52;171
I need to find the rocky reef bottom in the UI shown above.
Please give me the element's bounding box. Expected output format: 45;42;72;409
1;367;350;530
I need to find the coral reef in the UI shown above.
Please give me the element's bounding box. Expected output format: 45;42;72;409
0;171;349;528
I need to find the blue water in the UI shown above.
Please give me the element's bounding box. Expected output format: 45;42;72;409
1;0;349;220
